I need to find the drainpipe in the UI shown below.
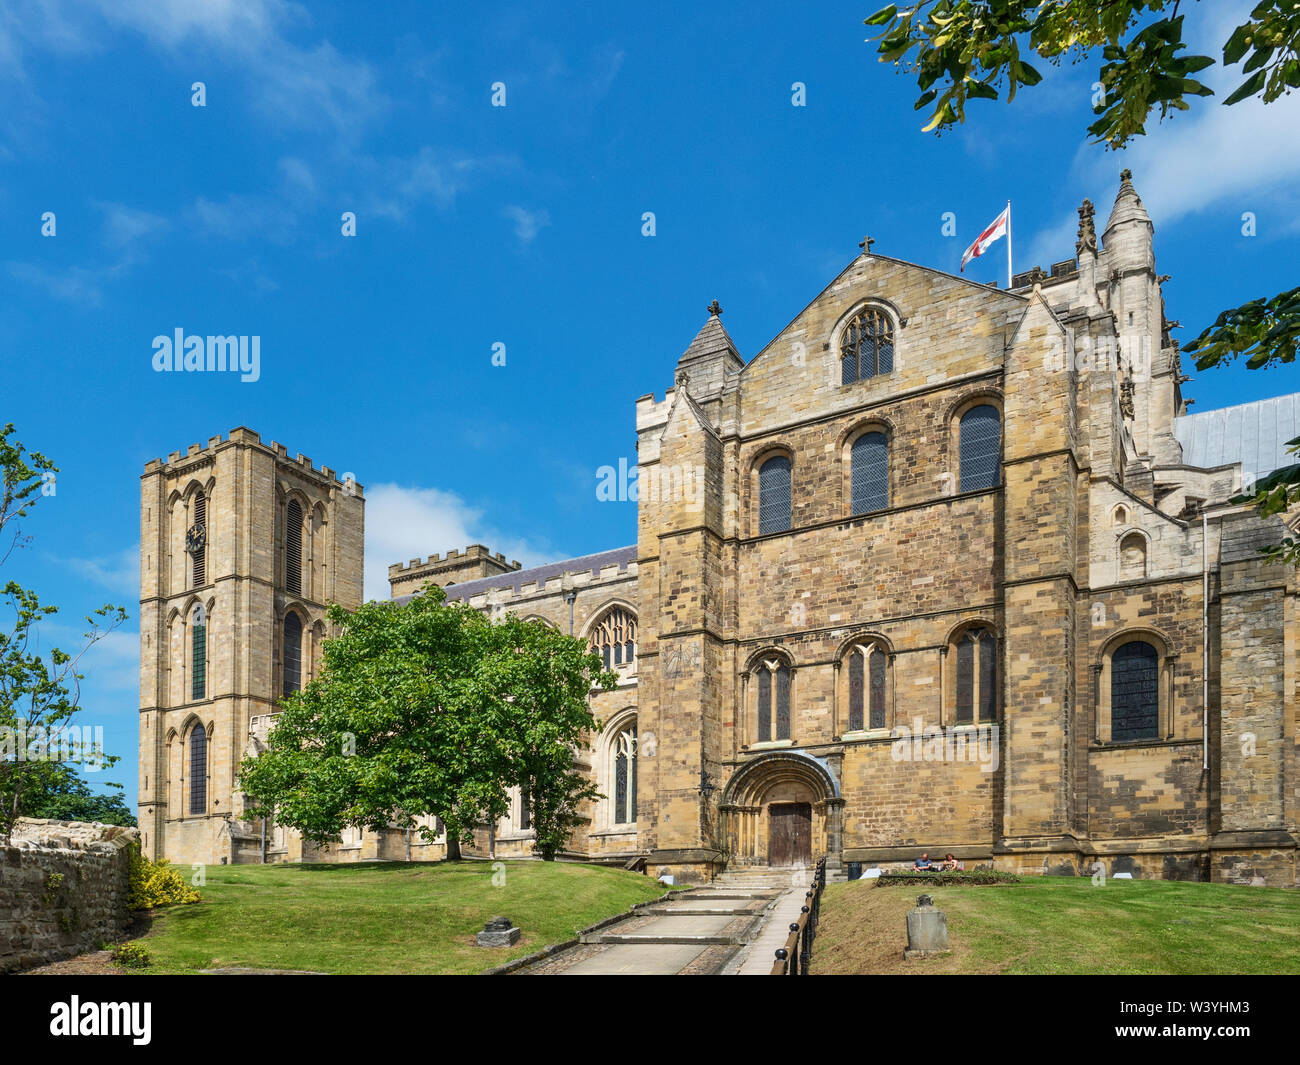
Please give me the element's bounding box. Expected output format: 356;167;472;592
1202;510;1209;772
563;581;577;635
261;815;267;864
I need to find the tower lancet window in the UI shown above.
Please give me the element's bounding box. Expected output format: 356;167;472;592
286;500;303;596
187;490;207;587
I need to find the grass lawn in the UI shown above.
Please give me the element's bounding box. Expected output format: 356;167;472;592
813;876;1300;975
133;860;667;975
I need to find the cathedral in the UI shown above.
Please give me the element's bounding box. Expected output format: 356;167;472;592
138;172;1300;887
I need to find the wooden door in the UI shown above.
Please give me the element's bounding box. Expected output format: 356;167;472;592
768;803;812;867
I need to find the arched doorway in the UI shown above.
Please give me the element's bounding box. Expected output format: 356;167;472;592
720;752;842;868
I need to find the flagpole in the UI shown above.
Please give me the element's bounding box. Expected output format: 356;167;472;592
1006;200;1012;289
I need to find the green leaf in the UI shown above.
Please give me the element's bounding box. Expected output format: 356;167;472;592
1225;68;1268;105
864;5;898;27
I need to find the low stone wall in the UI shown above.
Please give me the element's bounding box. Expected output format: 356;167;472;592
1;818;139;974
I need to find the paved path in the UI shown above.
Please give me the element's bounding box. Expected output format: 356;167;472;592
733;886;810;974
515;869;796;975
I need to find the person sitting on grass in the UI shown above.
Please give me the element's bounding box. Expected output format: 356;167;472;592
912;853;933;871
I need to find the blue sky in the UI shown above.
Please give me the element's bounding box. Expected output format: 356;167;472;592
2;1;1297;812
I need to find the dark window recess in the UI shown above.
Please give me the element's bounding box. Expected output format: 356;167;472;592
1111;641;1159;741
286;500;303;596
956;636;975;724
189;727;207;815
869;649;887;730
283;613;303;696
758;456;792;535
757;668;772;742
851;431;889;513
960;405;1001;491
520;789;531;830
191;621;206;701
775;665;791;740
978;631;997;721
840;307;894;384
848;652;864;732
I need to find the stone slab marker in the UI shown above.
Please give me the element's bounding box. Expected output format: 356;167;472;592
904;894;949;959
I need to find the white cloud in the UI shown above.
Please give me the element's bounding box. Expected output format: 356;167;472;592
62;545;139;598
502;205;551;246
362;482;552;602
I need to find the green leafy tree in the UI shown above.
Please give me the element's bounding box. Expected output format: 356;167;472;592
19;762;136;827
238;585;614;861
0;424;128;843
865;1;1300;560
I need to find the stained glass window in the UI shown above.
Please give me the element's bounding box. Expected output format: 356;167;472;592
613;725;637;824
1111;641;1158;741
590;608;637;670
848;651;864;732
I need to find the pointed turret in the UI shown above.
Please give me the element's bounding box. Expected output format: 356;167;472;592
1102;168;1154;274
674;299;744;402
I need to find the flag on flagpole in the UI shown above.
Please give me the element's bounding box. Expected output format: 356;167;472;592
960;204;1011;274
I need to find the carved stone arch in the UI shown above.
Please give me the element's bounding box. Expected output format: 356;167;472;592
830;296;905;339
743;644;795;673
1117;528;1150;580
597;706;639;830
833;629;894;660
720;751;843;867
521;614;558;629
943;616;999;647
836;414;896;453
1098;625;1172;663
580;599;638;642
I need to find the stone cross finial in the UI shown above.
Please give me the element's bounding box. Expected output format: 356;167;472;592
707;299;723;316
859;235;876;253
1120;168;1133;183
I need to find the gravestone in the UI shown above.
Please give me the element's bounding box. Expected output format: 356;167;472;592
476;916;521;948
904;894;949;959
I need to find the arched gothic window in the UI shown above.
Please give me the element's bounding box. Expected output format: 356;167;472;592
758;455;792;535
954;627;998;724
189;725;207;816
845;642;888;731
285;500;303;596
612;723;637;825
841;307;894;384
1111;641;1158;741
959;405;1001;491
191;604;207;702
589;607;637;670
283;612;303;696
850;431;889;513
756;658;792;742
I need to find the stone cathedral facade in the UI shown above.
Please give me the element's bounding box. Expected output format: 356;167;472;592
139;173;1300;886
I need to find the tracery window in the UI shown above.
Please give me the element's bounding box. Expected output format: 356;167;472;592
612;723;638;825
841;307;894;384
755;657;792;742
845;642;888;731
589;607;637;670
